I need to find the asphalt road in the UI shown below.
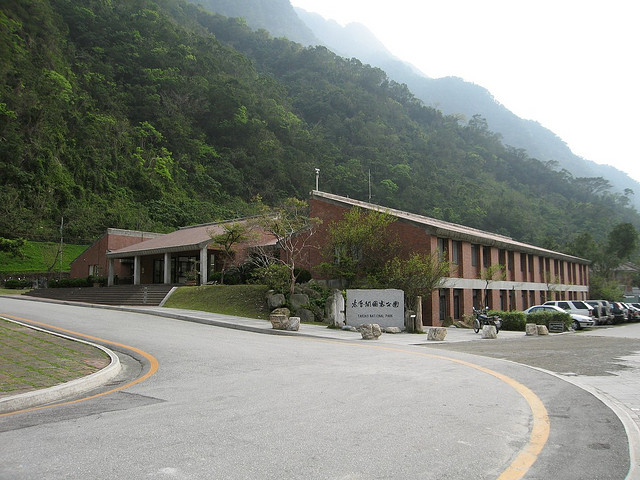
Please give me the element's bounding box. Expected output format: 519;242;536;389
0;298;632;479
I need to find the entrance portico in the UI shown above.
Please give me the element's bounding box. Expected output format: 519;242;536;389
105;219;275;286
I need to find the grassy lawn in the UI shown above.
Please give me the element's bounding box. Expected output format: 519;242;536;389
163;284;271;320
0;318;110;396
0;241;88;275
0;288;30;295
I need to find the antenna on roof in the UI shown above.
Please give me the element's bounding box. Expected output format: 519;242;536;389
315;168;320;191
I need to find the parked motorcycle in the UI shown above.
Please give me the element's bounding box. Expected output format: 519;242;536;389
472;307;502;334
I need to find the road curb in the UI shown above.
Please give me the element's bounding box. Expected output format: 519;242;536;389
498;359;640;480
0;317;121;414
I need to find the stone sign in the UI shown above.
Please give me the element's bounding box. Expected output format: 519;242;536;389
346;289;405;329
548;320;565;333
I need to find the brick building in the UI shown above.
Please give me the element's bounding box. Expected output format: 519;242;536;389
70;229;164;282
104;219;275;286
306;191;590;326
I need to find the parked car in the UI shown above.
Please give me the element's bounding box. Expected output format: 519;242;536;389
622;303;640;321
543;300;594;319
524;305;594;330
586;300;610;325
610;302;629;323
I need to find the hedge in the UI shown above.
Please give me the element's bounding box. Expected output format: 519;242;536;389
488;310;571;331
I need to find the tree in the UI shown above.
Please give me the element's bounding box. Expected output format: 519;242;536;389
210;222;252;284
0;237;25;257
317;207;397;287
481;264;506;307
253;198;320;295
381;252;449;313
607;223;639;261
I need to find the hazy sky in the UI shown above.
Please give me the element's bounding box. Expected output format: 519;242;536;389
289;0;640;184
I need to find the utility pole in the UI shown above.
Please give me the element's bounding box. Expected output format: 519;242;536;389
368;169;372;202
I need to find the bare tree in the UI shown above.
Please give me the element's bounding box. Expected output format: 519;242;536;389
252;198;320;295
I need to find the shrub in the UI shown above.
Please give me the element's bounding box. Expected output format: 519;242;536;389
525;312;571;331
49;277;92;288
487;310;571;331
490;311;526;331
294;267;312;284
3;279;31;289
251;264;290;294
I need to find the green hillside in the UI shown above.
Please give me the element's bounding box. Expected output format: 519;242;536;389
1;0;638;253
0;242;88;275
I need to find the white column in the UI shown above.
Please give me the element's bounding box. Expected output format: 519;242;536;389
108;258;115;286
134;255;141;285
164;252;171;284
200;247;208;285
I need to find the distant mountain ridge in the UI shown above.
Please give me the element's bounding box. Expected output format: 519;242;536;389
4;0;638;248
294;7;640;210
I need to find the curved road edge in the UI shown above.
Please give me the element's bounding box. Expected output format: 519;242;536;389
0;317;121;415
496;358;640;480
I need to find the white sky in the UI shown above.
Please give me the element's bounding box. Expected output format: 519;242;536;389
290;0;640;184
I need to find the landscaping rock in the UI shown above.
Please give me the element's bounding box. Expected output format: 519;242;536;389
359;323;382;340
286;316;300;331
536;325;549;336
297;308;315;324
481;325;497;339
289;293;309;311
427;327;447;341
383;326;402;334
266;291;286;309
325;289;346;327
269;307;291;330
525;323;538;336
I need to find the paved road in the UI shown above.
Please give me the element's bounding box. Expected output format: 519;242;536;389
0;298;634;479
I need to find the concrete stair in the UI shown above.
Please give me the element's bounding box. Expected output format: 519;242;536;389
24;284;175;306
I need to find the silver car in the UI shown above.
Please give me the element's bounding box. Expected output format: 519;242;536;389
524;305;595;330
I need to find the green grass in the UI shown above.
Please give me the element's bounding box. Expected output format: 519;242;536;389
0;319;110;395
0;241;88;274
163;284;271;320
0;288;30;295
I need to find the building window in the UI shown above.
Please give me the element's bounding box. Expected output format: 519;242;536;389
439;289;449;321
471;244;479;267
473;289;482;309
437;238;448;261
483;246;491;268
499;249;506;268
451;240;460;265
453;289;461;319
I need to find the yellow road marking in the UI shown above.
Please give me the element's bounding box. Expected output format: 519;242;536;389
309;338;550;480
0;314;159;418
2;315;549;478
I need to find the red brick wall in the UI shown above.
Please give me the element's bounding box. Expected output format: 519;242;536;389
70;232;154;280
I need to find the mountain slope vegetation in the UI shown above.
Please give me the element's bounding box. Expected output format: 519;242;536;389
1;0;638;253
294;7;640;211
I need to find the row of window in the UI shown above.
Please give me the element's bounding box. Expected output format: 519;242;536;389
437;238;587;284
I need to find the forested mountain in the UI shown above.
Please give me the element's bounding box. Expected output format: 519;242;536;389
1;0;638;253
294;7;640;211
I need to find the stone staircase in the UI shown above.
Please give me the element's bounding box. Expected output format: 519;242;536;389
24;284;176;306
